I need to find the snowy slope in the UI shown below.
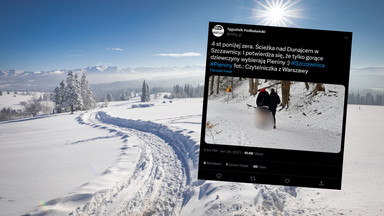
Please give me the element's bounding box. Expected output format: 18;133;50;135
291;105;384;216
0;113;123;215
0;97;383;216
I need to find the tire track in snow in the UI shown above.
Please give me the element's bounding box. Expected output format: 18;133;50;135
70;110;197;215
95;111;199;184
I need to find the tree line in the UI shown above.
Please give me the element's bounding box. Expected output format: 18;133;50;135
348;92;384;106
171;83;204;98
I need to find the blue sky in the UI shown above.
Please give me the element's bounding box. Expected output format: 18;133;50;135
0;0;383;71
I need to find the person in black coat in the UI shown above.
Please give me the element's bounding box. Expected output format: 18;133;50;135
269;88;281;129
256;88;271;108
255;88;271;128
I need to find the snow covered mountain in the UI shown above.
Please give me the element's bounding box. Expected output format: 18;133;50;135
0;65;204;91
0;66;124;78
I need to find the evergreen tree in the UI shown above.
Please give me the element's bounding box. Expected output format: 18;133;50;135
106;93;113;102
356;93;361;104
53;87;61;113
365;92;375;105
80;71;96;109
60;80;67;112
171;83;204;99
146;83;150;100
375;94;383;105
52;81;67;113
64;71;83;114
120;91;128;101
141;80;150;102
349;93;355;104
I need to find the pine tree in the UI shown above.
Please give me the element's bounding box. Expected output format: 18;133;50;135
146;83;150;101
120;91;128;101
349;93;355;104
80;71;96;109
365;92;375;105
356;93;361;104
64;71;83;114
141;80;150;102
75;72;84;109
106;93;113;102
375;94;383;105
60;80;67;112
52;81;67;113
53;87;61;113
141;81;146;102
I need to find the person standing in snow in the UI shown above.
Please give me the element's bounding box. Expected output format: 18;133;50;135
255;88;272;128
269;88;281;129
256;88;271;108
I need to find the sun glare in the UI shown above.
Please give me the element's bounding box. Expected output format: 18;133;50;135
253;0;302;27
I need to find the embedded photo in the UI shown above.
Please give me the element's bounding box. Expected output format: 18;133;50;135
205;76;345;153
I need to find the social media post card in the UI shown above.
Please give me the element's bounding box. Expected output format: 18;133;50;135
198;22;352;189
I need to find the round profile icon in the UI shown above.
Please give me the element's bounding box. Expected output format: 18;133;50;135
212;25;224;37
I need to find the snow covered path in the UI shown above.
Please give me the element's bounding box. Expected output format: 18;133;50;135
69;110;191;215
206;101;342;153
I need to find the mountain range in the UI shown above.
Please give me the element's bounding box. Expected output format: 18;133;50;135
1;66;383;93
0;65;205;91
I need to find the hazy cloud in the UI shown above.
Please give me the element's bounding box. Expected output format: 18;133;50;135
106;48;123;51
50;70;65;75
350;67;384;76
153;52;201;57
349;67;384;90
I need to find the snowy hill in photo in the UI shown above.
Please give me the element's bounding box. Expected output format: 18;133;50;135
0;97;383;216
205;79;345;153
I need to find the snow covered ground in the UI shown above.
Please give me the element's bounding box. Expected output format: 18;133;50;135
0;92;50;111
0;113;122;215
0;97;383;215
206;81;345;153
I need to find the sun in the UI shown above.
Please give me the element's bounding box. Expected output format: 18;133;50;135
253;0;302;27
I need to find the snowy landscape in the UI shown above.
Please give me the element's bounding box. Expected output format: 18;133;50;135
0;94;384;215
1;0;384;215
205;79;345;153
